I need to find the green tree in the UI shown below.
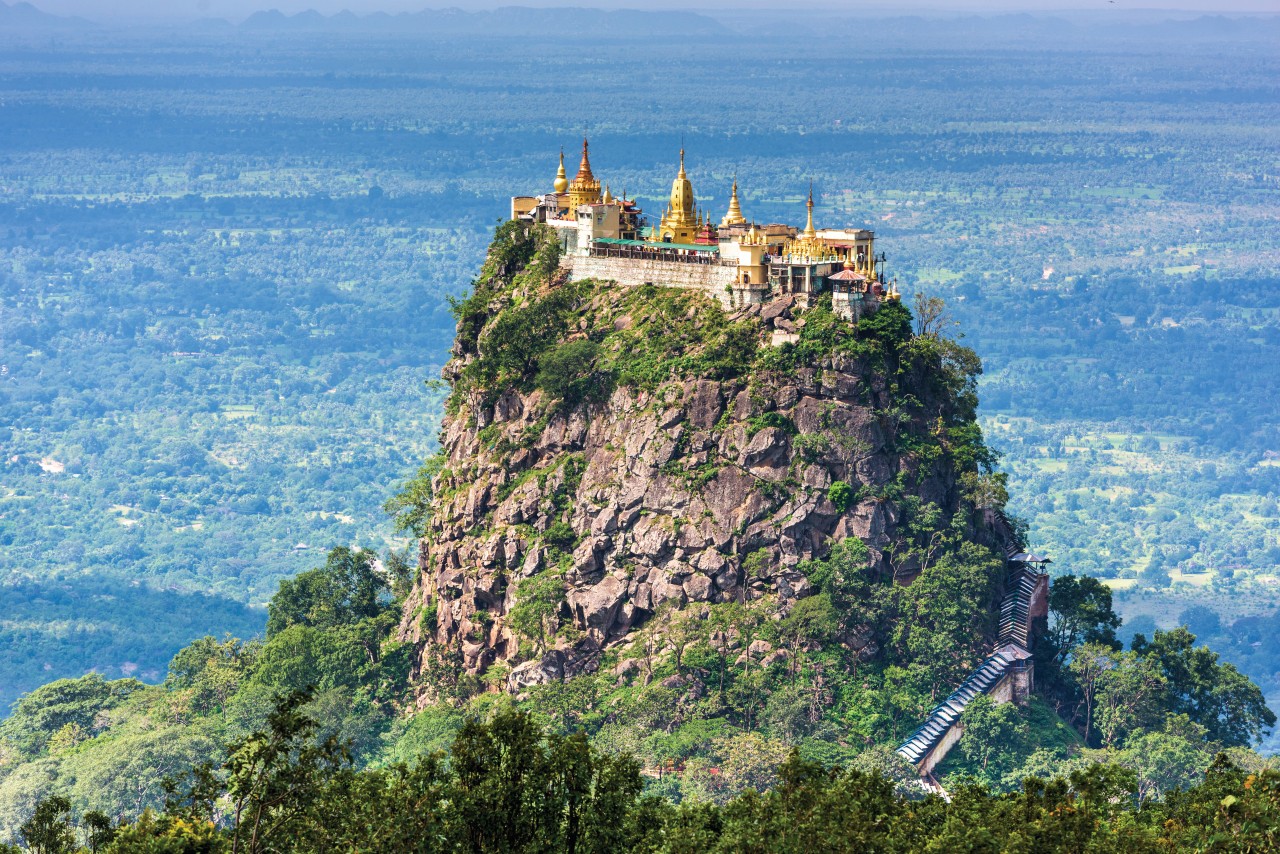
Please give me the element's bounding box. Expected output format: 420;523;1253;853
892;543;1002;701
165;636;260;717
220;689;350;854
384;452;445;539
448;709;645;853
0;675;142;758
798;538;877;637
0;760;59;844
18;795;76;854
1132;627;1276;747
508;570;565;656
955;695;1030;781
68;729;216;822
1119;721;1213;805
775;595;837;679
706;734;793;802
1157;755;1280;851
1093;652;1166;748
675;753;907;853
265;547;386;638
254;624;382;695
535;340;612;406
1044;575;1122;668
826;481;855;513
912;291;953;338
103;809;225;853
81;811;114;854
382;547;417;604
1067;642;1115;742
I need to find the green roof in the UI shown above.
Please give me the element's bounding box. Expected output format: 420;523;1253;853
592;237;719;253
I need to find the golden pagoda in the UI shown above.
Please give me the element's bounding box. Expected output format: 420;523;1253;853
553;149;569;194
721;178;746;227
803;183;817;238
567;138;602;210
652;149;702;244
784;183;830;260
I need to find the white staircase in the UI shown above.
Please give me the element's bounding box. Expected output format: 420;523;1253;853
896;551;1048;777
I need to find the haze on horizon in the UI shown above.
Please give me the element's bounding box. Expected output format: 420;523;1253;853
20;0;1280;25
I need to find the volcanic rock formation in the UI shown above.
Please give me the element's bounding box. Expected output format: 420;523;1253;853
398;224;1017;698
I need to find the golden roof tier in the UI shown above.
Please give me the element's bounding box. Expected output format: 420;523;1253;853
568;138;602;209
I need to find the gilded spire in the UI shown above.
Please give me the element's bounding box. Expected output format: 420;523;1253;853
652;147;700;244
602;184;614;204
721;176;746;227
802;182;817;238
567;137;602;209
783;181;829;261
553;148;568;194
575;138;595;183
669;148;694;214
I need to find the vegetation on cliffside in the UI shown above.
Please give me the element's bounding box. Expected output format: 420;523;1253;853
382;221;1271;800
0;223;1272;845
377;221;1037;791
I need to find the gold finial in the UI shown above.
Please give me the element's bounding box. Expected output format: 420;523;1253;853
679;148;686;177
553;148;568;194
602;184;614;204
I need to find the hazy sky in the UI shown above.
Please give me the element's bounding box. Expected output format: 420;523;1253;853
27;0;1280;24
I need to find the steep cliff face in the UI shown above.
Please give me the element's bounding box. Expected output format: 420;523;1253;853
398;223;1016;697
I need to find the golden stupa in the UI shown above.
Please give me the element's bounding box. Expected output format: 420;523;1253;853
553;149;569;194
721;178;746;227
784;183;830;260
567;138;602;210
652;149;702;244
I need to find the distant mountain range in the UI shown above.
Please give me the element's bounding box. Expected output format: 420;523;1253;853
236;6;727;37
1;2;1277;44
0;2;726;38
0;0;90;29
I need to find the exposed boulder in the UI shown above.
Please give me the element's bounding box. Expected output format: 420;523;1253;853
508;650;565;690
567;574;627;634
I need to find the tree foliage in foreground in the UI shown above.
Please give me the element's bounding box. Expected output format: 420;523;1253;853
4;694;1279;854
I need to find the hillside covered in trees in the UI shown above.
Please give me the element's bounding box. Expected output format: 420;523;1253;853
0;224;1272;849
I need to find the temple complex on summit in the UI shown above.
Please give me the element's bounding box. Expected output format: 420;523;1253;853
511;140;898;317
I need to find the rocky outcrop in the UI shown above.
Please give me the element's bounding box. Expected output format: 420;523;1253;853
398;267;1012;699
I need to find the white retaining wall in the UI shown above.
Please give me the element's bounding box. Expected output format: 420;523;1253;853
565;256;738;306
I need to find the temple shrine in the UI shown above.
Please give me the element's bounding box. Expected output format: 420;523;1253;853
511;140;898;317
